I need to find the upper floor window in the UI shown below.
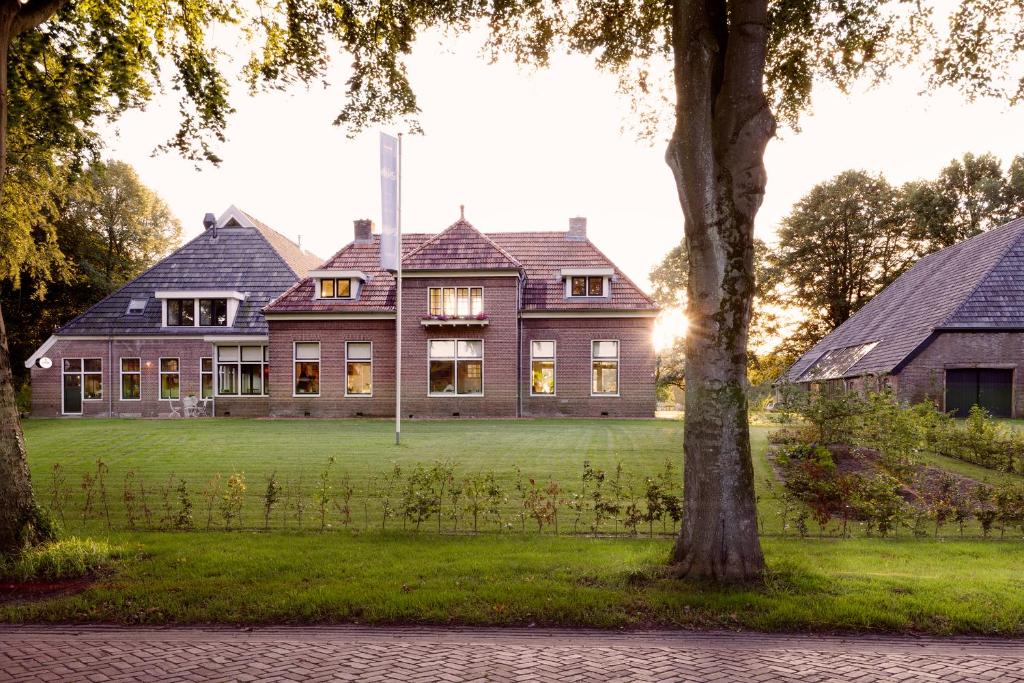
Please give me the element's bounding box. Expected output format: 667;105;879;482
166;298;228;326
570;276;606;297
429;287;483;316
199;299;228;326
167;298;195;326
319;278;353;299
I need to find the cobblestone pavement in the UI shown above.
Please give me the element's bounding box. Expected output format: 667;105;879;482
2;625;1023;682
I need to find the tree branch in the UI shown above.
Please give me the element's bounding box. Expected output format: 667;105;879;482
12;0;68;36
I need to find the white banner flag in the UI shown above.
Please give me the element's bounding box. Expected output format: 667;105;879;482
380;133;400;271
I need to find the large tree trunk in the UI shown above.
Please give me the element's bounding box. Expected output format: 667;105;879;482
0;0;37;557
667;0;775;581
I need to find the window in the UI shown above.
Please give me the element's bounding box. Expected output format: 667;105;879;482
126;298;147;315
530;341;556;396
569;276;606;297
120;358;141;400
428;287;484;316
216;345;268;396
319;278;352;299
166;299;195;326
429;339;483;395
294;342;320;395
591;340;619;396
63;358;103;405
346;342;373;396
200;358;214;399
199;299;228;326
160;358;180;400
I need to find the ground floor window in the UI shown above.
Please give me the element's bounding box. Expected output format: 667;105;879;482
200;357;214;399
120;358;141;400
429;339;483;395
217;345;268;396
346;341;373;396
591;340;619;396
62;358;102;413
294;342;320;396
530;340;556;395
160;358;180;400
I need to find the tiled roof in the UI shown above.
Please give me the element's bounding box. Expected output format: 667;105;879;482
241;211;323;278
783;216;1024;382
402;219;522;271
56;218;323;337
266;223;657;314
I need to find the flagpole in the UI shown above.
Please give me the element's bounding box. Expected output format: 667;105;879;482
395;133;402;446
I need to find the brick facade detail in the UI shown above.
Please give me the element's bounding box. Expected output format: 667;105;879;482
895;332;1024;417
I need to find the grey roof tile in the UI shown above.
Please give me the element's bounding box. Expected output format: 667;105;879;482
784;216;1024;382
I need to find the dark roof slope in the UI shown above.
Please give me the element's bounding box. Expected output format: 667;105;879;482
784;217;1024;382
266;225;657;314
57;221;322;336
240;210;323;278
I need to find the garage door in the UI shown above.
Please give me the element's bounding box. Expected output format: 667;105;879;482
945;368;1013;418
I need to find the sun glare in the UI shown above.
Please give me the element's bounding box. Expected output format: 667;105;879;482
654;309;688;351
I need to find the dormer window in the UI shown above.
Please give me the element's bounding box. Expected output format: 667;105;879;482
429;287;483;316
319;278;352;299
167;299;196;326
563;268;613;298
156;290;244;327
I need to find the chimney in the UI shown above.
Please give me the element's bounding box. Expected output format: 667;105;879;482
354;219;374;243
203;212;217;238
568;216;587;241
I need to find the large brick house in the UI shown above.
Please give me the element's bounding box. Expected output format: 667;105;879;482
783;216;1024;418
27;207;658;418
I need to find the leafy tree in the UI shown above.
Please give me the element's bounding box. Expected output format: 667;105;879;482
4;160;182;384
0;0;235;556
904;152;1024;252
769;170;914;343
655;337;686;394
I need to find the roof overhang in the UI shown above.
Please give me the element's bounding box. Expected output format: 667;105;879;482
559;267;614;278
155;290;246;300
203;335;268;343
520;310;658;319
24;335;58;369
308;269;369;281
264;312;396;321
399;269;521;278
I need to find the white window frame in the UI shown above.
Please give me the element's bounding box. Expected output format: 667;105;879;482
61;358;103;413
158;357;180;401
428;287;484;316
215;345;268;397
293;341;321;397
120;357;142;401
345;341;374;397
200;357;215;399
566;276;608;298
318;278;354;300
590;339;620;397
529;340;557;397
427;339;484;397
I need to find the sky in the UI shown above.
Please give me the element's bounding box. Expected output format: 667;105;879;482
102;26;1024;349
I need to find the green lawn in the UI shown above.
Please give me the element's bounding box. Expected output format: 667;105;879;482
6;416;1024;633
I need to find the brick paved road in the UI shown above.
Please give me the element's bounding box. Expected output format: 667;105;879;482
2;626;1023;682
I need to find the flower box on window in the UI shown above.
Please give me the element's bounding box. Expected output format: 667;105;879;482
420;313;489;327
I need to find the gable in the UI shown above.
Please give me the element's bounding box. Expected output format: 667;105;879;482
402;219;522;271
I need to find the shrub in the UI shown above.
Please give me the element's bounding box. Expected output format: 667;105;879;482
262;472;282;530
853;473;905;537
2;538;117;582
220;473;246;530
174;479;194;530
930;406;1024;473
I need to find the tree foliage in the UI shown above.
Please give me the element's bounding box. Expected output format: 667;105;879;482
3;160;181;383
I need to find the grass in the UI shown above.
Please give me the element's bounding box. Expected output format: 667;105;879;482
3;532;1023;634
1;538;118;583
6;416;1024;633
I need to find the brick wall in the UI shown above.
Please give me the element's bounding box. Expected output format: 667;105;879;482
897;331;1024;416
520;317;656;418
399;276;519;418
29;337;218;417
268;319;396;417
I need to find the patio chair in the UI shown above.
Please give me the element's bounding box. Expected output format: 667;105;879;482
167;399;183;418
183;395;199;417
194;397;212;417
